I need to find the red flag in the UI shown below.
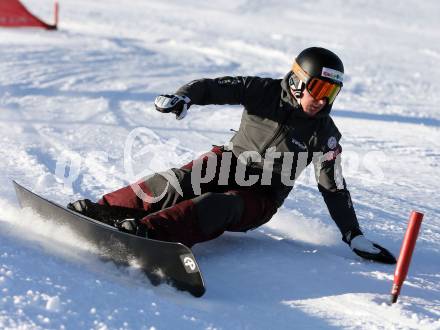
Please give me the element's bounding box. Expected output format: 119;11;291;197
0;0;57;29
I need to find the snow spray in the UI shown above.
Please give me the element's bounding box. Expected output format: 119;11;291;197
390;211;424;304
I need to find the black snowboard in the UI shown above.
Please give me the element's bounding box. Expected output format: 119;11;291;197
13;181;206;297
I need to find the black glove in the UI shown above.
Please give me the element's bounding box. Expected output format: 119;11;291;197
154;94;191;120
115;218;148;238
349;234;396;264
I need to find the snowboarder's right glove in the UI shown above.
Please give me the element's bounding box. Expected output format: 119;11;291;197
115;218;148;238
349;234;396;264
154;94;191;120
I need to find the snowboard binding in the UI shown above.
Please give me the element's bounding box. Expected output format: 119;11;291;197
67;199;148;230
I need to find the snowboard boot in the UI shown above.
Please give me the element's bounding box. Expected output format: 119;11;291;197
67;199;148;229
114;218;149;238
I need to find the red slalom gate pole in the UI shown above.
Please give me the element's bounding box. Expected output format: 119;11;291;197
54;0;59;28
390;211;424;304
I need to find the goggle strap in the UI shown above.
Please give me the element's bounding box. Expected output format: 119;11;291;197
292;61;310;83
289;80;304;99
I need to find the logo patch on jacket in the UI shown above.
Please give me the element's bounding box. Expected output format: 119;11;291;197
291;137;307;150
218;77;240;86
327;136;338;150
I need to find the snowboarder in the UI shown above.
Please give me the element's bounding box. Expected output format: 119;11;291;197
68;47;396;264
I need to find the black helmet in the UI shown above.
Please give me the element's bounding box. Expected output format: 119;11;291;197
293;47;344;85
290;47;344;104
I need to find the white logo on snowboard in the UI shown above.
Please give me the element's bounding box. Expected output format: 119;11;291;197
184;257;196;271
180;254;198;273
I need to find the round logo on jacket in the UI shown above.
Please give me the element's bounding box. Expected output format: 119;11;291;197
327;136;337;150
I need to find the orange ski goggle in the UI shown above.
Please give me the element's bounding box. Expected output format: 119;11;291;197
292;61;342;104
306;77;341;104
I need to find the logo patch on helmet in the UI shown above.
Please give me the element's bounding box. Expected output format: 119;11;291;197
321;67;344;83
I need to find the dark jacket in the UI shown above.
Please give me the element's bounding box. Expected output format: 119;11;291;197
176;73;360;238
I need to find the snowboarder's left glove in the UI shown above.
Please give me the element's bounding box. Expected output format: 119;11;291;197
154;94;191;120
349;234;396;264
115;218;148;238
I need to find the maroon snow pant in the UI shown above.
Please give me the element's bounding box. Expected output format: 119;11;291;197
98;146;278;247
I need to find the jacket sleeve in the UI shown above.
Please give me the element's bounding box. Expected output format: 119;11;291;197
175;76;270;107
313;130;361;240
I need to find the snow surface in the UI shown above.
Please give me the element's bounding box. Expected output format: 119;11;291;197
1;0;440;329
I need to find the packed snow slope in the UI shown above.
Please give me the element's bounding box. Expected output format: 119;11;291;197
1;0;440;329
